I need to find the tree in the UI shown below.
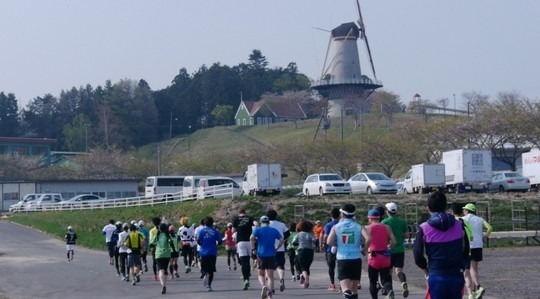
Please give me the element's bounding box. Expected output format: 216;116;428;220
369;90;402;129
0;92;19;136
211;105;234;126
62;114;92;152
21;94;62;139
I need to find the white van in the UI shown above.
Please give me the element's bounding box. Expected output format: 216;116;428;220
145;176;185;199
197;177;242;199
182;176;212;200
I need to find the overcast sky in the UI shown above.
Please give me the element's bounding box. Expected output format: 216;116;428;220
1;0;539;109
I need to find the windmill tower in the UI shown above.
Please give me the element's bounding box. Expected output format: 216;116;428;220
311;0;382;118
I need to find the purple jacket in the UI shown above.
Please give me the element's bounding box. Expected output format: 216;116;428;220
413;212;469;277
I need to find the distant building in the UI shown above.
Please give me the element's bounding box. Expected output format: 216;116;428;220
0;137;56;157
235;99;307;126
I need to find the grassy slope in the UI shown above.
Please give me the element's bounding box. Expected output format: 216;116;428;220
8;193;538;251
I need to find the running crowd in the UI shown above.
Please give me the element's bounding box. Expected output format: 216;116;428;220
83;192;491;299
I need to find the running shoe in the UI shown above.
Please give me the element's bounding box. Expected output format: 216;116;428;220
161;285;167;294
131;279;136;286
202;274;209;288
175;272;179;278
228;266;231;271
475;287;486;299
243;279;249;290
279;279;285;292
136;274;140;282
468;294;474;299
261;286;268;299
328;284;336;291
291;276;296;282
299;275;305;285
385;290;394;299
402;282;409;298
233;264;237;271
144;264;148;272
207;286;213;292
152;274;158;281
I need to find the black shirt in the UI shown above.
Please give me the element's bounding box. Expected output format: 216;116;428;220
232;214;254;242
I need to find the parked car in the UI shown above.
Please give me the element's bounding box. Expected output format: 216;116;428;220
302;173;351;196
348;172;398;194
9;193;39;212
25;193;63;211
488;171;531;192
59;194;108;209
197;177;242;199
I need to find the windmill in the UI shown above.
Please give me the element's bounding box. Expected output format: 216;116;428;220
311;0;382;119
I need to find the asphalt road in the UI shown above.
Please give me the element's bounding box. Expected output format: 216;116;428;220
0;221;499;299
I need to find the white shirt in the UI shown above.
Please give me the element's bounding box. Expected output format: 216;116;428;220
178;225;195;246
117;231;129;253
463;213;485;248
269;220;288;252
102;224;116;243
194;225;205;250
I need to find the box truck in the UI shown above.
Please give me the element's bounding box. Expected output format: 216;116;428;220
441;149;492;193
522;149;540;191
402;163;446;194
242;163;282;196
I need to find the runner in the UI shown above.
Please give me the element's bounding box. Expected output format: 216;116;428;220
178;216;195;274
450;202;474;299
168;224;180;279
321;207;340;291
125;223;145;285
138;220;150;273
326;203;364;299
102;219;117;265
382;202;409;298
111;221;122;276
285;222;300;282
291;220;316;289
117;223;130;282
313;220;324;252
267;209;290;293
149;216;161;281
365;208;396;299
197;216;223;292
193;218;206;271
463;203;493;299
232;208;255;290
251;215;285;299
150;223;172;294
413;191;469;299
65;225;77;262
223;222;238;271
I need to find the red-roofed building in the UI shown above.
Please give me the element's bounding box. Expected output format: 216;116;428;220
234;98;307;126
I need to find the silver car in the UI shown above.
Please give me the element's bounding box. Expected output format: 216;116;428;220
489;171;530;192
348;172;398;194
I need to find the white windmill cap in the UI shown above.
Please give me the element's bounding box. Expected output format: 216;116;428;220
385;202;398;213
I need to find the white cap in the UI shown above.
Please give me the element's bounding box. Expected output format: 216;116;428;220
67;226;73;230
138;220;145;227
385;202;398;213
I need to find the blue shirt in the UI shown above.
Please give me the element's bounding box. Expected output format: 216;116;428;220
253;225;282;258
197;226;222;256
324;220;339;253
138;227;150;250
333;218;362;260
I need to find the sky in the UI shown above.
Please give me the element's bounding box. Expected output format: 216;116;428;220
1;0;539;109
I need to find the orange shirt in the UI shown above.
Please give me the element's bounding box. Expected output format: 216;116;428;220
313;224;324;238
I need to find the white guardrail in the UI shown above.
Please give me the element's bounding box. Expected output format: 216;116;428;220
11;184;235;213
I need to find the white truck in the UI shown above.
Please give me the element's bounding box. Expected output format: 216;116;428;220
242;163;282;196
521;149;540;191
402;164;446;194
441;149;492;193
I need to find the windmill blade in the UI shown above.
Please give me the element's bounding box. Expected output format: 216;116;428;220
312;26;331;33
355;0;377;81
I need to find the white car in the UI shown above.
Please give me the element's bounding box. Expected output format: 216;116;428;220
302;173;351;196
197;177;242;199
25;193;63;211
9;193;39;212
348;172;398;194
59;194;108;209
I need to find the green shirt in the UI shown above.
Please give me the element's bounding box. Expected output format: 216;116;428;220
382;215;407;253
150;231;172;259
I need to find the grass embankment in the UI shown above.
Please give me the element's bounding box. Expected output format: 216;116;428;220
8;194;539;250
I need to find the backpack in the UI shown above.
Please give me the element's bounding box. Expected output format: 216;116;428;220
111;229;120;245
